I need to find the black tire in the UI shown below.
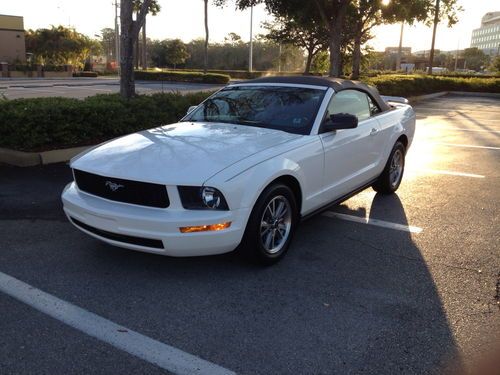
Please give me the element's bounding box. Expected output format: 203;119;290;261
239;183;299;265
372;141;406;194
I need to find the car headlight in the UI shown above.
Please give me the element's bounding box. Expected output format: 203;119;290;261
178;186;229;210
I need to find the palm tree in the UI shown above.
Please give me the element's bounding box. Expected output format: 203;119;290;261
203;0;209;73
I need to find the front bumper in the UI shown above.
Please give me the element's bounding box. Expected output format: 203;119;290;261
62;182;248;256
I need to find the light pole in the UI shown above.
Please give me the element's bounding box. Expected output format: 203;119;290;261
249;5;253;73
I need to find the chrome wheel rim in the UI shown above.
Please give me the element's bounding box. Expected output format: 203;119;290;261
260;195;292;254
389;149;404;188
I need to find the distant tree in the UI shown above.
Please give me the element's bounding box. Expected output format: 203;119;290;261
491;56;500;73
133;0;160;69
100;28;116;61
462;48;489;71
224;32;243;45
263;18;328;74
25;26;97;68
310;50;329;73
165;39;190;68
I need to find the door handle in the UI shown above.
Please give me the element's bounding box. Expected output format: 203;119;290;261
370;128;378;136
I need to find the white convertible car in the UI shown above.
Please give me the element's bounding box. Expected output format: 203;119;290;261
62;76;415;264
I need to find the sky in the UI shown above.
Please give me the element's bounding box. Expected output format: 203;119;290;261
2;0;497;53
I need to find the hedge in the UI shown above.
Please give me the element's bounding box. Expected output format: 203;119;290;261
364;75;500;97
73;71;98;78
1;75;498;152
0;92;212;152
135;70;230;84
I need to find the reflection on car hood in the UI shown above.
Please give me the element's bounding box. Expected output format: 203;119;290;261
71;122;301;185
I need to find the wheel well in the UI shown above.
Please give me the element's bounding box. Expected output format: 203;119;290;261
270;175;302;213
397;134;408;150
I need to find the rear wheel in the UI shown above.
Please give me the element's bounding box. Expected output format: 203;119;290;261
240;184;298;265
372;141;406;194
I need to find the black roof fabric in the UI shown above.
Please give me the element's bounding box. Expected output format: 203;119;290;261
242;76;390;112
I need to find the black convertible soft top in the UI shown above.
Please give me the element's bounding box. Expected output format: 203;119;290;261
241;76;390;112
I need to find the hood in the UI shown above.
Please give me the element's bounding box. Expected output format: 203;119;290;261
71;122;301;185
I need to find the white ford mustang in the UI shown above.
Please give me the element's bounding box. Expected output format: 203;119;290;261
62;76;415;264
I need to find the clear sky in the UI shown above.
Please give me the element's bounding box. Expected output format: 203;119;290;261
2;0;497;52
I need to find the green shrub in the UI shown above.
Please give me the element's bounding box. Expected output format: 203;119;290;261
73;71;98;78
135;70;230;84
0;91;213;152
364;75;500;96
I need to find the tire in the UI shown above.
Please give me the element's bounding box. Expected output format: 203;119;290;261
240;183;299;265
372;141;406;194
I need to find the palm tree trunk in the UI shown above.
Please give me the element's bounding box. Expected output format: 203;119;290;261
351;34;362;80
204;0;209;74
142;19;147;69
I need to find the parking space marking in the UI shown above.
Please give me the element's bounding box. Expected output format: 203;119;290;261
433;142;500;150
322;212;423;233
0;271;235;375
422;169;485;178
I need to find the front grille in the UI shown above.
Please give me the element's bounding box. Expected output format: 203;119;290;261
73;169;169;208
70;218;164;249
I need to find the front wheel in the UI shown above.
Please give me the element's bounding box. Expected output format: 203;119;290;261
372;141;406;194
240;184;299;265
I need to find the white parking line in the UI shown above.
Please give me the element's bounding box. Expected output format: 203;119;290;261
322;212;422;233
0;271;235;375
434;142;500;150
422;169;485;178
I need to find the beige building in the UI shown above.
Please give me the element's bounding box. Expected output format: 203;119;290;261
0;14;26;63
470;11;500;55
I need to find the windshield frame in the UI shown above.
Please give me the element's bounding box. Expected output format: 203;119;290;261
181;83;328;135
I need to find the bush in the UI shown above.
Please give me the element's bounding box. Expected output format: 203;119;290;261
0;91;213;152
364;75;500;96
73;71;98;78
135;70;230;84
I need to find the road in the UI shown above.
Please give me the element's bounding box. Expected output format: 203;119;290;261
0;78;223;99
0;95;499;374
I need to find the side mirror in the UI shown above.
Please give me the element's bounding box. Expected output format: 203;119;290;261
322;113;358;132
186;105;198;115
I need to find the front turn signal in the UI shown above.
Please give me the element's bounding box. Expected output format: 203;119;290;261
179;222;232;233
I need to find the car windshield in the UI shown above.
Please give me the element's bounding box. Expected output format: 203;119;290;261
184;85;326;135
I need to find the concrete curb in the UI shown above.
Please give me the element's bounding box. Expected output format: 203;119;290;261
0;146;91;167
408;91;500;103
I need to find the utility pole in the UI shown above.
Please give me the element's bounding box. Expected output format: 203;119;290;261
249;5;253;73
114;0;120;76
427;0;440;75
396;22;404;71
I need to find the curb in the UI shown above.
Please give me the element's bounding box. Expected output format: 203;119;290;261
0;146;91;167
408;91;500;103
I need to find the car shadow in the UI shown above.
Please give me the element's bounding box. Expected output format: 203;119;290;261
0;163;461;374
80;192;461;374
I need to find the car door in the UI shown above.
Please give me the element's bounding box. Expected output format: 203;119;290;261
319;89;385;201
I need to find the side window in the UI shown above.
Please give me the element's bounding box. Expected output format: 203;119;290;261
325;89;371;122
367;95;381;116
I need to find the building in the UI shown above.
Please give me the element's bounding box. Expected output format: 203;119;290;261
0;14;26;63
470;11;500;55
384;47;412;56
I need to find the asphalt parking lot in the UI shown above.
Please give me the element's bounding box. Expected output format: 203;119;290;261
0;78;223;99
0;94;499;374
